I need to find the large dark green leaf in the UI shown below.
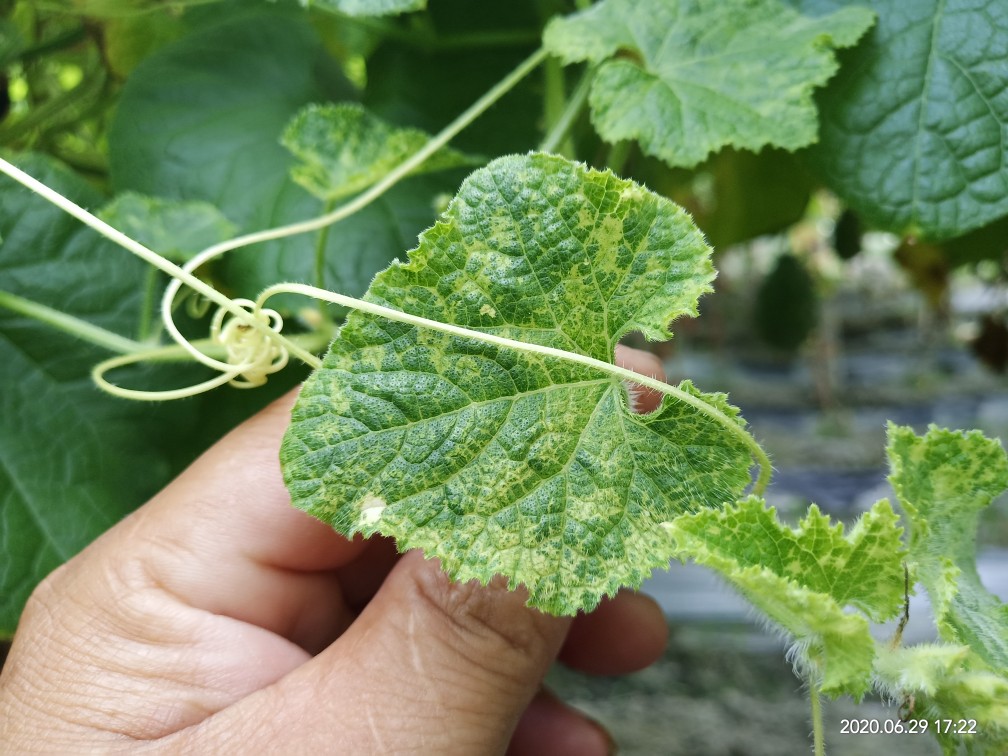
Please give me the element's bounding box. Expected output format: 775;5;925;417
802;0;1008;240
0;155;168;635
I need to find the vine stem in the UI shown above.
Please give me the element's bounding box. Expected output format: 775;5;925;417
258;282;772;495
539;68;593;155
811;684;825;756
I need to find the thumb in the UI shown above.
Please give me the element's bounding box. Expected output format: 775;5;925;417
183;551;570;753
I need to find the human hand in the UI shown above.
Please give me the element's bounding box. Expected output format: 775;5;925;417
0;347;668;754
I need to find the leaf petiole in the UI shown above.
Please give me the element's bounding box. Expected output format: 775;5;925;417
539;66;593;156
0;289;146;355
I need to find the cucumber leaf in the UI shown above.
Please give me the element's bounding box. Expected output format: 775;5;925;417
802;0;1008;240
543;0;874;168
281;153;754;615
281;103;476;204
887;424;1008;673
663;497;906;697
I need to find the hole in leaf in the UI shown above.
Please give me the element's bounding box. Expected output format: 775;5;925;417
615;339;665;415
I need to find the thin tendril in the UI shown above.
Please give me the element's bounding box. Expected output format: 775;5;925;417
257;282;772;494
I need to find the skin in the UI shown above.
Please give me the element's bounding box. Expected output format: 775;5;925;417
0;347;668;754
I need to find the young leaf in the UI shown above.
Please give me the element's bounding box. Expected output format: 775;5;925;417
663;497;907;697
281;103;475;203
803;0;1008;240
887;424;1008;673
281;153;754;615
543;0;874;168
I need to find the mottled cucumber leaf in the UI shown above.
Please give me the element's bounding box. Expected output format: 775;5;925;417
803;0;1008;240
887;424;1008;673
281;103;476;203
543;0;874;168
281;153;754;615
302;0;425;17
98;193;237;263
663;497;906;697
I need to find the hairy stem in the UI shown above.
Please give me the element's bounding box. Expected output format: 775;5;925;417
811;685;825;756
259;282;772;493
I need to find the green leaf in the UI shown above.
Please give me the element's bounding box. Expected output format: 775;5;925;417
631;148;816;249
98;193;237;263
887;424;1008;673
107;8;349;232
663;497;907;697
543;0;874;168
281;102;475;203
0;154;169;636
804;0;1008;240
281;153;753;615
305;0;425;17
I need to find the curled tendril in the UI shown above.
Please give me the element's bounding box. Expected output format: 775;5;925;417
92;298;297;402
209;299;289;388
185;291;213;319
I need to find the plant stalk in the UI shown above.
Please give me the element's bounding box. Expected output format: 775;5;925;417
540;68;593;156
811;684;825;756
0;289;145;355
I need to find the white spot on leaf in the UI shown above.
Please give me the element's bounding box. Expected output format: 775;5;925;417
359;493;386;526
